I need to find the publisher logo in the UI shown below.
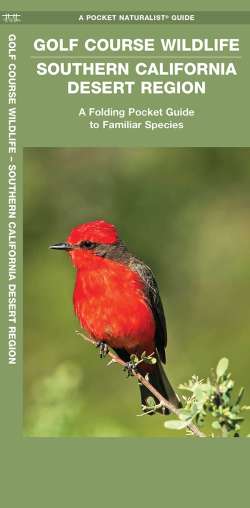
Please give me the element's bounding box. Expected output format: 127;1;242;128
2;12;21;23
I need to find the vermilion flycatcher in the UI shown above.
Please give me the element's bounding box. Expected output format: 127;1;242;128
50;220;180;413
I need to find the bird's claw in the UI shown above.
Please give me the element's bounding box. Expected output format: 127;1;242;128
123;361;137;377
96;341;109;358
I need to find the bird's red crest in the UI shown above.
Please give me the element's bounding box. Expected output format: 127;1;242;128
67;220;119;245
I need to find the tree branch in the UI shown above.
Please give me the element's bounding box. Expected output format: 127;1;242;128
76;331;206;438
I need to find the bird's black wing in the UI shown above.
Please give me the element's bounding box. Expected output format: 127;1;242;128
98;242;168;363
129;258;167;364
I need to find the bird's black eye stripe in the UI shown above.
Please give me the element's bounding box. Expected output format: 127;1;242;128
79;240;96;249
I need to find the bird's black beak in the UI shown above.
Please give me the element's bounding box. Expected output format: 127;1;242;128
49;242;72;251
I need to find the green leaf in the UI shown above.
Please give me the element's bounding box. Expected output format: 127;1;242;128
149;357;157;364
164;420;188;430
193;386;206;400
216;358;229;379
178;409;193;421
235;387;245;405
211;421;221;430
130;354;139;364
228;414;244;422
201;383;212;396
143;356;157;365
145;396;157;408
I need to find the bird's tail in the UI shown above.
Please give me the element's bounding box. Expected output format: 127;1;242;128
139;355;181;415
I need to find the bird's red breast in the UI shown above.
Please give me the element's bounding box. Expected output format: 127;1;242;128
73;253;156;356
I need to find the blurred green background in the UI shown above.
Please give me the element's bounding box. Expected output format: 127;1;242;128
24;148;250;437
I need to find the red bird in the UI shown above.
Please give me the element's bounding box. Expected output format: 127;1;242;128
50;220;180;413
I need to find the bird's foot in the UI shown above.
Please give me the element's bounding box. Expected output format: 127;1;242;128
96;341;109;358
123;361;137;378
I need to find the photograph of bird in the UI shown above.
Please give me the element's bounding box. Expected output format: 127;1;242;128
50;219;180;414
